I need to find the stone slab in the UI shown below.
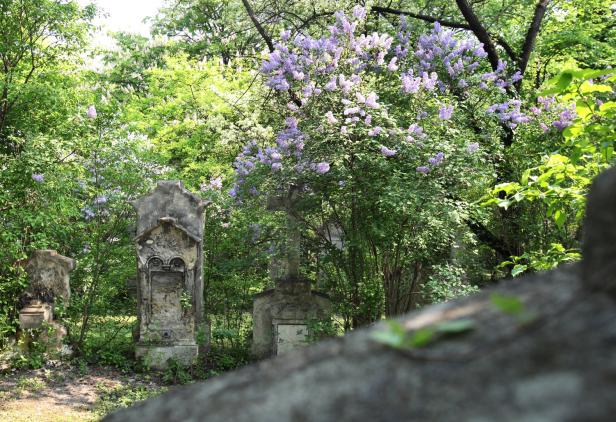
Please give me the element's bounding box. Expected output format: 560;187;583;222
135;344;198;370
18;303;53;329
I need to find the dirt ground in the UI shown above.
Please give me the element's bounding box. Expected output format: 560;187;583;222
0;364;167;422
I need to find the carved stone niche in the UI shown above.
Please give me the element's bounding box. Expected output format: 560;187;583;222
252;277;332;359
131;181;208;369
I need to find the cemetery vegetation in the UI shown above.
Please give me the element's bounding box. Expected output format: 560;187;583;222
0;0;614;414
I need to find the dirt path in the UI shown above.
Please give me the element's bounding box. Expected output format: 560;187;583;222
0;364;167;422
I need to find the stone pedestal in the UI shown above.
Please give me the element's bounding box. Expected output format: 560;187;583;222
252;277;332;359
131;181;208;369
18;301;53;329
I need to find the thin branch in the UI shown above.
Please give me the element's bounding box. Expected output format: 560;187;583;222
517;0;550;87
371;5;471;30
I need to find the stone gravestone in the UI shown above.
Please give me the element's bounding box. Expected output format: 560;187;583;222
18;250;75;352
252;186;332;359
106;166;616;422
131;181;208;369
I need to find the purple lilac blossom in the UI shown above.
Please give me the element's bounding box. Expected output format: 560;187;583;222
467;142;479;153
428;152;445;166
94;195;108;205
552;105;576;130
32;173;44;183
315;162;330;174
368;126;382;136
486;99;530;129
380;146;396;157
87;105;97;119
438;105;454;120
416;166;430;174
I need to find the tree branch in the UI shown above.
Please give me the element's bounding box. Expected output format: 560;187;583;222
517;0;550;87
466;218;513;259
372;5;517;65
240;0;274;52
371;6;471;30
454;0;500;71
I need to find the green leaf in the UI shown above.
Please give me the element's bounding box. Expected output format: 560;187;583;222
370;327;405;348
435;318;476;334
511;264;527;277
408;327;435;348
557;71;573;91
554;209;566;229
491;293;524;314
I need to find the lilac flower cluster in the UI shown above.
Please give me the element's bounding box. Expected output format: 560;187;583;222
486;99;530;129
414;22;486;87
416;152;445;174
234;7;531;198
551;104;577;131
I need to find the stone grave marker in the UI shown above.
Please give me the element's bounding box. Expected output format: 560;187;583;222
252;186;332;359
131;181;209;369
18;249;75;352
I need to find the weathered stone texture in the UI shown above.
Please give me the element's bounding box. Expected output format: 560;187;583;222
21;249;75;306
131;181;207;369
252;278;331;359
105;168;616;422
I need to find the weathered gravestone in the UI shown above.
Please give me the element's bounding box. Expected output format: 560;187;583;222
131;181;208;369
252;187;332;359
18;250;75;352
105;166;616;422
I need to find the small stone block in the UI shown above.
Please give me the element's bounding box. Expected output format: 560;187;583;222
18;302;53;329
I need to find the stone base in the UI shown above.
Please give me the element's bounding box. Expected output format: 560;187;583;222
135;344;198;369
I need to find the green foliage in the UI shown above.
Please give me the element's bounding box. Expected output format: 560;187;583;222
94;384;167;416
371;318;476;349
485;68;614;275
421;264;480;303
305;318;340;344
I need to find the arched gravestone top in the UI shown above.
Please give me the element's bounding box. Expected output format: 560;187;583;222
131;181;209;241
24;249;75;305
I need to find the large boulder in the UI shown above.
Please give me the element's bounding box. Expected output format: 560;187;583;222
105;168;616;422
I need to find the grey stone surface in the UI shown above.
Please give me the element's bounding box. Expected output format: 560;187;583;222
131;181;208;369
17;250;75;353
105;168;616;422
582;166;616;298
254;186;332;358
18;301;53;329
252;278;332;359
21;249;75;306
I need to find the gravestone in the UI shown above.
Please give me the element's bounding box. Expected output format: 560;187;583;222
106;166;616;422
252;186;332;359
131;181;208;369
18;250;75;352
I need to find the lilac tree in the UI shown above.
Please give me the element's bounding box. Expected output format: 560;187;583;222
231;6;578;322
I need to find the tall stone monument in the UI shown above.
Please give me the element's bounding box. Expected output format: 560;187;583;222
252;187;332;359
131;181;208;368
18;250;75;352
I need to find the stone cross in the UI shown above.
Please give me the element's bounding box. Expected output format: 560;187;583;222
267;186;302;279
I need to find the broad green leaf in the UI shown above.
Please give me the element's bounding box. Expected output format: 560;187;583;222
511;264;528;277
435;318;476;334
554;209;566;229
371;327;404;348
491;293;524;314
557;71;573;91
408;328;435;348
